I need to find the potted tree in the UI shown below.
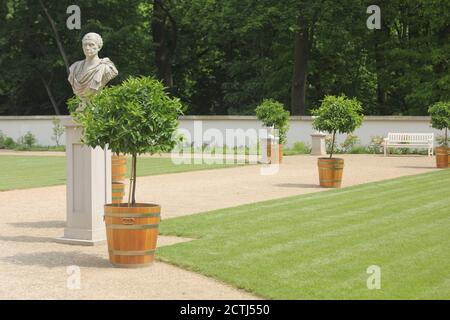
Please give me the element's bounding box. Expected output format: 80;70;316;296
69;76;184;268
312;95;364;188
255;99;290;163
428;101;450;168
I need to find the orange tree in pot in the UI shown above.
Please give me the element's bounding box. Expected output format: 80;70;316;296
311;95;363;188
255;99;290;163
69;76;184;268
428;101;450;168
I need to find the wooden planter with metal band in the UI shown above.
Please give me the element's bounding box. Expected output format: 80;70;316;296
112;155;127;182
435;146;448;168
318;158;344;188
104;203;161;268
111;182;125;204
267;144;283;164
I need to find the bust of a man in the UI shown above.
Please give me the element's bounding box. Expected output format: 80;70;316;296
68;32;118;102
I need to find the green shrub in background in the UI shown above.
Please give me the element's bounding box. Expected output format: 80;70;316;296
16;132;37;150
0;131;16;149
51;117;65;147
339;134;359;153
368;135;384;154
283;141;311;156
436;135;450;147
255;99;290;145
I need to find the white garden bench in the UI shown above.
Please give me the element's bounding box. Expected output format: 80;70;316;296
383;133;434;156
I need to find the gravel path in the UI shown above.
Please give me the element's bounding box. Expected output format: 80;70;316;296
0;154;439;299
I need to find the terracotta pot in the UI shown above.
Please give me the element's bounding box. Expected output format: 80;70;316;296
435;146;448;168
104;203;161;268
318;158;344;188
267;144;283;163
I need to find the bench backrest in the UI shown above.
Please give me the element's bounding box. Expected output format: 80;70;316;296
388;133;434;143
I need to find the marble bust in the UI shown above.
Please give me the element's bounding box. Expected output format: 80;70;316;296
68;32;118;102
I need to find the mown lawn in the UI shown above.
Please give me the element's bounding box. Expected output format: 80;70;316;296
158;170;450;299
0;155;246;191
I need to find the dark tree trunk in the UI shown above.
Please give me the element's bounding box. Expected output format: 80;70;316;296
373;26;390;115
152;0;177;93
291;23;311;116
39;74;61;115
38;0;70;75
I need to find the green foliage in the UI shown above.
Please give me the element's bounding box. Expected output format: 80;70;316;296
339;134;359;153
255;99;290;144
436;135;450;147
368;136;385;154
16;131;37;149
428;101;450;146
70;75;184;204
51;117;64;147
312;95;363;158
283;141;311;156
70;76;184;156
1;1;449;116
312;95;364;135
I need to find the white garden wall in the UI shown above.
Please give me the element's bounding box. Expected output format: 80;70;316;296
0;115;444;148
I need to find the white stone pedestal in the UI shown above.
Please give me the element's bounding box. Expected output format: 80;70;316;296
56;119;111;246
311;133;327;156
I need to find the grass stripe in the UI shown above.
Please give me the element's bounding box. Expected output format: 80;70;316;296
158;170;450;299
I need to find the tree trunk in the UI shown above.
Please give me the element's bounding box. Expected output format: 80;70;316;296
152;0;177;93
291;24;311;116
38;0;70;75
373;27;390;115
131;154;137;205
330;131;336;159
40;75;61;115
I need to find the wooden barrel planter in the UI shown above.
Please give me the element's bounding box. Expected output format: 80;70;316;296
435;147;448;168
112;155;127;182
112;182;125;204
448;147;450;168
267;144;283;163
318;158;344;188
104;203;161;268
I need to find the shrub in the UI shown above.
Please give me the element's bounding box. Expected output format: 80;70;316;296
436;134;450;147
69;76;184;205
255;99;290;145
312;95;364;158
17;132;37;149
340;134;359;153
368;135;385;154
283;141;311;155
51;117;65;147
428;101;450;147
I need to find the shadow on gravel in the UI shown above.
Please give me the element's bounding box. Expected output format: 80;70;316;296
8;220;66;229
1;251;111;269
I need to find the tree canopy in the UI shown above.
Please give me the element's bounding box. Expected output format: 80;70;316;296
1;0;449;116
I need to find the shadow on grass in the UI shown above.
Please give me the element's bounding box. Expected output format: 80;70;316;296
8;220;66;229
1;251;111;269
